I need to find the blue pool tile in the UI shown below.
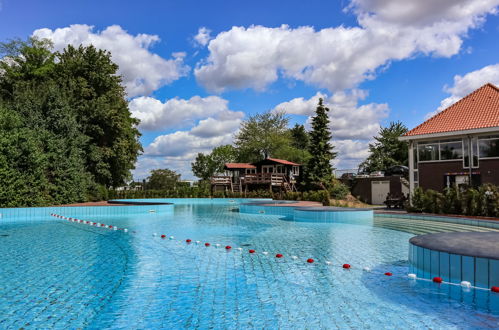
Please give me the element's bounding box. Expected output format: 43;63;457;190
462;256;475;286
490;259;499;288
439;252;450;282
449;254;462;284
475;258;489;289
430;250;439;276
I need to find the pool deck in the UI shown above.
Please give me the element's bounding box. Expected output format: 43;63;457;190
410;232;499;260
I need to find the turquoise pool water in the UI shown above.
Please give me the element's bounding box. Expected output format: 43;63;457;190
1;199;498;329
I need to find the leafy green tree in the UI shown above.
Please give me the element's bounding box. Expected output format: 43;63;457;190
359;121;408;173
145;169;181;190
192;153;217;181
234;111;308;163
0;38;142;206
306;98;336;188
56;44;142;187
191;145;237;180
234;111;291;162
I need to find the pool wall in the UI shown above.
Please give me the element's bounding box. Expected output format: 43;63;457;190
0;198;272;223
239;203;374;224
409;243;499;289
294;207;373;225
0;204;174;223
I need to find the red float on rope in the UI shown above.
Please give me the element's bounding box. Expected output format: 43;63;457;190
205;242;210;247
225;245;232;250
186;239;192;243
307;258;314;263
491;286;499;293
342;264;351;269
161;234;166;239
249;249;255;254
100;224;105;227
276;253;283;258
109;225;113;229
384;272;393;276
433;277;443;283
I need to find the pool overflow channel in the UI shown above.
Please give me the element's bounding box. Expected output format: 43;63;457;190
50;213;499;294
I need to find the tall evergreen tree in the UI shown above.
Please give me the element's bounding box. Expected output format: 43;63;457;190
306;98;336;188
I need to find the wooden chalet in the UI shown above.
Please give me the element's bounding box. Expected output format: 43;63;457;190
211;157;301;193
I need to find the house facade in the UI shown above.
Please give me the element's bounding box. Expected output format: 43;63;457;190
400;83;499;194
211;157;301;193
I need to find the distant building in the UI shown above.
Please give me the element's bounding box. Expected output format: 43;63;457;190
400;83;499;194
211;157;301;193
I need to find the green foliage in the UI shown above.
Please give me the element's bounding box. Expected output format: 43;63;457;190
191;153;216;181
145;169;182;190
409;185;499;217
441;187;461;215
327;180;350;200
191;145;238;180
290;124;310;150
0;38;141;207
359;121;408;173
234;111;306;163
306;98;336;188
57;44;142;187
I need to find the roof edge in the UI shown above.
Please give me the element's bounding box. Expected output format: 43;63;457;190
403;83;499;137
399;126;499;141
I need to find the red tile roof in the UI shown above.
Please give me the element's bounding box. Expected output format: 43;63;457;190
404;83;499;137
266;158;300;166
224;163;256;169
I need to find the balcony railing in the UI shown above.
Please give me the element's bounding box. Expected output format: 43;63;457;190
211;173;291;185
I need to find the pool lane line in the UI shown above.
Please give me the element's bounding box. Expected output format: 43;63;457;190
50;213;499;293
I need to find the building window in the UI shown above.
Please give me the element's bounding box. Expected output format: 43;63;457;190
478;136;499;158
440;140;463;160
472;137;479;167
245;168;256;174
418;143;439;161
292;166;299;175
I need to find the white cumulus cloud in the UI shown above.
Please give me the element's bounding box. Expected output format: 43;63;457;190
194;27;212;47
129;95;243;131
195;0;499;93
439;63;499;110
273;90;388;170
33;24;189;97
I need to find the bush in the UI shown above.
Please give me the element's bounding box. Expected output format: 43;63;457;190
409;187;425;212
327;180;349;200
408;184;499;217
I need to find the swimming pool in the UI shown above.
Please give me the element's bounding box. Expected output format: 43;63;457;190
1;199;498;329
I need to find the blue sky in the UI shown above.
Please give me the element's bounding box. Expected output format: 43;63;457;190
1;0;498;180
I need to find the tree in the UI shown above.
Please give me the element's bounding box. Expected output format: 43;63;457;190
359;121;409;173
145;169;181;190
306;98;336;188
234;111;291;162
290;124;310;150
192;153;217;181
234;111;308;163
56;44;142;187
0;38;91;206
191;145;237;180
0;38;142;206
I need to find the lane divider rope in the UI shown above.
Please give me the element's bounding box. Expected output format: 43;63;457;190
50;213;499;293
